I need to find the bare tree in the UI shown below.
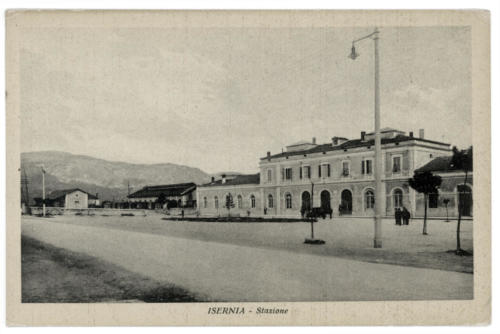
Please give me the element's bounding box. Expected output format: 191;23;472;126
450;146;473;255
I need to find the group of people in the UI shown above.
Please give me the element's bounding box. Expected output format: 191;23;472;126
395;207;410;225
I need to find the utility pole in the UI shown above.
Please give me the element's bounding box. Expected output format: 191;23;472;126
41;167;46;217
310;181;315;239
350;28;383;248
21;168;30;214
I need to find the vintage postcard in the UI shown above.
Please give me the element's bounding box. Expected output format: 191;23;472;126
6;10;490;325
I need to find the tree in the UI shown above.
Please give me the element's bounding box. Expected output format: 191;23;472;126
450;146;473;255
225;193;234;216
408;171;442;235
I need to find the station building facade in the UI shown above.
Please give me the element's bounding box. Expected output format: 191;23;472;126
197;128;472;218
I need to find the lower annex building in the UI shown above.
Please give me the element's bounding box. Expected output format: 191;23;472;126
197;128;473;218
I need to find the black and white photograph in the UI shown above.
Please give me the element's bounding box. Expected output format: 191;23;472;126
5;10;491;326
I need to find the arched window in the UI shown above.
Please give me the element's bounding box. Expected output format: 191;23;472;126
225;194;233;209
214;196;218;209
237;195;243;209
457;185;472;216
250;195;256;208
285;193;292;209
365;189;375;209
393;189;403;209
268;194;274;208
203;197;207;208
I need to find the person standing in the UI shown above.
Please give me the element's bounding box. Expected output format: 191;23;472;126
395;208;402;225
402;207;410;225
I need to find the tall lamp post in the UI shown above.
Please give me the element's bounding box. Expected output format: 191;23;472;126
349;28;383;248
41;167;46;217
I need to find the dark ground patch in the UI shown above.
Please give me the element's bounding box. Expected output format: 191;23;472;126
22;235;200;303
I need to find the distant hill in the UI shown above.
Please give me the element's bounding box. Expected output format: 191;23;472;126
21;151;211;202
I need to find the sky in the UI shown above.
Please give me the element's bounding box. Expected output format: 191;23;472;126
20;26;471;174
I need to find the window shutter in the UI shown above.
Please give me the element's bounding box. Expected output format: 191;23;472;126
281;168;284;180
362;160;365;174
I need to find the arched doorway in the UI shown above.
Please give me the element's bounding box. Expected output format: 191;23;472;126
301;191;311;217
340;189;352;214
320;190;331;210
393;188;403;209
458;185;472;216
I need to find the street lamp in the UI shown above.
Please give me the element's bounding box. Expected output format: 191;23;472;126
41;166;46;217
349;28;383;248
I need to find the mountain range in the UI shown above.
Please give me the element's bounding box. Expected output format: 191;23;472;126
21;151;211;202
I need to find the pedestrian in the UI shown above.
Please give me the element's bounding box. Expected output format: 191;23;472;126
402;207;410;225
395;208;402;225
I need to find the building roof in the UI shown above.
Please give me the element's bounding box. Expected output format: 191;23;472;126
127;182;196;198
261;135;450;161
415;156;473;173
201;173;260;187
288;140;314;147
47;188;98;200
366;127;403;135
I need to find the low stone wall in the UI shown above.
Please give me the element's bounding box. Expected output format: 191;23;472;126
30;207;152;217
30;207;65;216
166;207;198;217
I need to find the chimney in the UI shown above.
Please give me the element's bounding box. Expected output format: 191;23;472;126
419;129;425;139
409;131;414;138
332;137;338;146
221;174;226;184
361;131;366;141
312;137;316;145
267;151;271;161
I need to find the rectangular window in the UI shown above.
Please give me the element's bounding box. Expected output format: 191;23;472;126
327;164;331;177
267;169;272;182
305;166;311;179
366;160;372;175
428;193;439;208
299;167;303;179
342;161;350;176
393;155;402;173
318;165;322;178
285;168;293;180
362;159;373;175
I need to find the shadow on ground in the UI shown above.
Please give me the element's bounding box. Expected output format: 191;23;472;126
22;236;201;303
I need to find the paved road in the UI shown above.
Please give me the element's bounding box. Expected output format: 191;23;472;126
22;217;473;302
